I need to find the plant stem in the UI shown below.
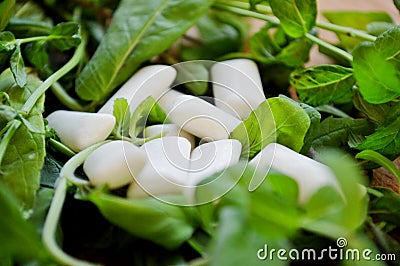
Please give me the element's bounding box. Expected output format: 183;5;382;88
217;0;377;42
22;38;86;114
60;141;109;186
212;2;354;63
213;2;279;26
0;120;22;165
305;33;353;62
316;21;377;42
50;81;89;111
42;176;99;266
48;138;76;157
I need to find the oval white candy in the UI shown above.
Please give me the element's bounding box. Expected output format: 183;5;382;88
98;65;177;114
211;59;266;120
166;95;241;141
83;140;146;189
143;124;196;150
127;136;191;198
46;110;115;152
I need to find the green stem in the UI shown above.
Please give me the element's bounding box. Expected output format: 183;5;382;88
316;21;377;42
305;33;353;63
48;138;76;157
22;38;86;114
50;82;89;111
60;141;109;186
0;120;22;165
212;2;353;63
217;0;377;42
213;2;279;26
42;176;99;266
18;35;49;44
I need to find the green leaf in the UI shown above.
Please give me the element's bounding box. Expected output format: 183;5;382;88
268;97;310;152
374;25;400;62
230;97;310;158
229;100;276;158
323;11;393;50
48;22;81;51
112;98;131;138
278;95;321;154
311;117;374;151
0;105;18;128
10;45;27;88
355;150;400;180
269;0;317;38
87;190;197;249
174;61;209;96
352;42;400;104
0;181;49;263
25;41;49;70
129;96;169;145
304;149;368;237
0;0;15;31
249;26;312;67
0;70;46;210
369;187;400;226
290;65;355;105
181;10;247;61
249;25;281;64
395;0;400;11
357;103;400;157
76;0;213;102
352;89;391;125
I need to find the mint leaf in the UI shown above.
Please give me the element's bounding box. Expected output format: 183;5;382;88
112;98;131;138
10;44;27;88
174;61;209;96
269;0;317;38
49;22;81;51
230;97;310;158
87;189;196;249
311;117;374;151
129;96;169;145
0;182;49;263
229;100;275;158
357;103;400;157
0;0;15;32
353;89;391;125
369;187;400;226
352;41;400;104
290;65;355;105
0;70;45;210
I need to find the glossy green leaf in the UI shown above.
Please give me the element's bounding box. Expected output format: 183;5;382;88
0;105;17;128
290;65;355;105
268;97;310;152
87;190;197;249
249;25;280;64
10;45;27;88
0;181;49;263
275;37;312;67
76;0;213;102
355;150;400;180
352;42;400;104
229;100;276;158
369;187;400;226
48;22;81;51
0;32;15;71
180;10;247;61
0;0;15;31
174;61;209;96
129;96;168;140
112;98;131;138
25;41;49;70
323;11;393;50
0;70;45;210
278;95;321;154
374;25;400;62
311;117;374;151
352;89;391;125
366;22;395;36
357;103;400;157
230;97;310;158
269;0;317;38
